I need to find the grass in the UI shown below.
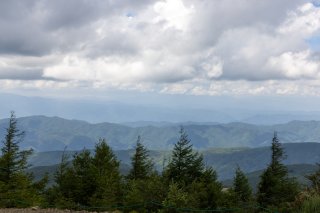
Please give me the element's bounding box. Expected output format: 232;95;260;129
0;208;110;212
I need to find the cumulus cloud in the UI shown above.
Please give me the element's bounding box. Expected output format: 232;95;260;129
267;51;320;79
0;0;320;96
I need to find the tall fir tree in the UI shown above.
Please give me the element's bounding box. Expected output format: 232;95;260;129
0;112;46;207
48;139;123;210
125;136;166;212
257;132;299;208
233;166;252;203
0;112;32;182
48;148;77;208
71;149;96;206
54;148;70;192
166;127;204;185
90;138;122;208
127;135;153;180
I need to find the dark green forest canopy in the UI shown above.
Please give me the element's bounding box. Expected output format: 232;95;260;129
1;113;320;212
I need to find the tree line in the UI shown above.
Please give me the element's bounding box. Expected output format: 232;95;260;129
0;112;320;212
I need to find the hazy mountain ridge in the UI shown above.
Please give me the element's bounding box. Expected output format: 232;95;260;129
3;93;320;125
28;143;320;181
2;116;320;151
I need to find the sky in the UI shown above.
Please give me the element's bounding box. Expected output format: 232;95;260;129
1;0;320;122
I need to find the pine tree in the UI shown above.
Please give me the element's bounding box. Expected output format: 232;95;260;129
71;149;96;206
46;149;75;208
166;127;204;185
233;166;252;203
48;139;123;210
0;112;45;207
53;148;70;194
51;151;78;208
127;135;153;180
0;112;32;182
188;167;223;209
90;138;122;208
257;132;299;208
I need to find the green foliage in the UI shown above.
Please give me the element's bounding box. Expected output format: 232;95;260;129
127;136;154;180
72;149;96;205
307;163;320;193
297;194;320;213
125;174;167;212
89;138;122;208
1;115;316;212
0;112;46;207
257;132;299;209
187;167;224;209
45;149;76;208
47;139;123;210
165;127;204;185
125;137;164;212
0;112;32;182
233;166;252;203
162;182;190;213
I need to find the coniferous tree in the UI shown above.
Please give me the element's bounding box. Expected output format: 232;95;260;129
48;139;123;210
71;149;96;206
90;138;122;208
166;127;204;185
125;137;167;212
257;132;299;209
188;167;223;209
46;149;76;208
0;112;32;182
233;166;252;203
54;148;70;191
127;135;153;180
0;112;46;207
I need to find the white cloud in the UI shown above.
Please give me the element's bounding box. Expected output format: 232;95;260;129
267;50;320;79
278;3;320;36
1;0;320;97
201;57;223;79
153;0;194;31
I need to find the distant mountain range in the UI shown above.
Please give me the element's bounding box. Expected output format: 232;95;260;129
28;143;320;181
2;116;320;151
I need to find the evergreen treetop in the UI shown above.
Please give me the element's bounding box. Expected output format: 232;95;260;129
0;112;46;207
0;112;32;182
166;127;204;185
127;135;153;180
233;166;252;203
270;132;286;171
257;132;299;208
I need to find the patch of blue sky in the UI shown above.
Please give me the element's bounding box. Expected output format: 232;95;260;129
312;0;320;7
306;36;320;51
126;12;136;18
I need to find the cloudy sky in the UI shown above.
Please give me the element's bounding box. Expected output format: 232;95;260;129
1;0;320;117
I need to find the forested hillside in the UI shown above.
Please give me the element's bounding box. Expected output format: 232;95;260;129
28;142;320;180
1;116;320;151
1;112;320;212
